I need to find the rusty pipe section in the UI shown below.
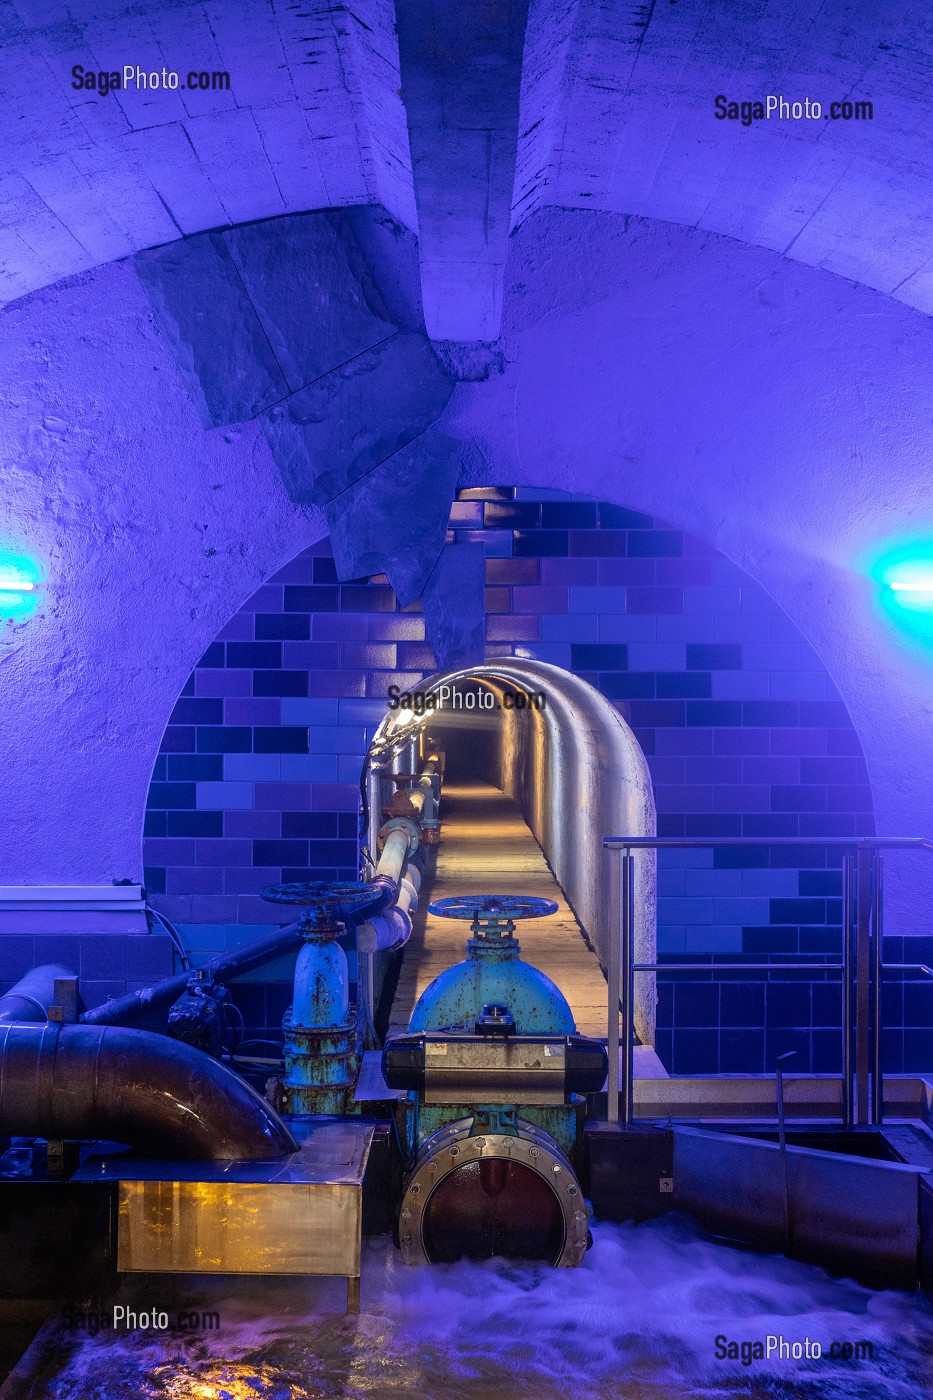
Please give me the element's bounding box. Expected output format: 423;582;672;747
0;1022;297;1159
0;965;77;1024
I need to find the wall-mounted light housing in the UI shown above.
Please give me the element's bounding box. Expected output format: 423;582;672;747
870;543;933;643
0;550;41;621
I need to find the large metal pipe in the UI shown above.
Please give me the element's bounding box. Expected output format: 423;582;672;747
0;965;77;1024
0;1022;297;1159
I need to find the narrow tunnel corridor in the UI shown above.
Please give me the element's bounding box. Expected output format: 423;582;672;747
388;781;610;1038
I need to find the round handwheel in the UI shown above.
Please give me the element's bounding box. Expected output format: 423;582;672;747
261;880;383;923
427;895;558;921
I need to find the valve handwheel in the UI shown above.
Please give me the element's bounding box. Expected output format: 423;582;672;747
261;880;384;929
427;895;558;920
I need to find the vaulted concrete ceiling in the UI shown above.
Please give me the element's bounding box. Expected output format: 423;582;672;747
2;0;932;331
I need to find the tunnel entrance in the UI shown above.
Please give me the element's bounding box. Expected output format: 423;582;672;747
362;659;657;1048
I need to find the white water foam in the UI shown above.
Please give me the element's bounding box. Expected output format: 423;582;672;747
16;1215;933;1400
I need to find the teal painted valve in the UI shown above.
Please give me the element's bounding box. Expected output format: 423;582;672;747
405;895;580;1156
262;881;382;1115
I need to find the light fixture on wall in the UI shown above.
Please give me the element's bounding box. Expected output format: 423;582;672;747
870;543;933;642
0;551;41;621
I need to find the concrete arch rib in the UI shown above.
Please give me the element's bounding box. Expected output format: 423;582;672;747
370;657;657;1045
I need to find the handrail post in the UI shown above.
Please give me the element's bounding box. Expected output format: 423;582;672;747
842;853;853;1127
871;853;883;1124
607;846;621;1125
855;845;872;1124
621;852;635;1126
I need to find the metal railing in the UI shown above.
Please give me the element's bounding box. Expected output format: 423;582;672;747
602;836;933;1127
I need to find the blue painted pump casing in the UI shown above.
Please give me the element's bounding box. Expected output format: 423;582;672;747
406;930;579;1154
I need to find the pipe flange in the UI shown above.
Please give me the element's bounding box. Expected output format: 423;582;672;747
379;816;421;859
398;1116;588;1268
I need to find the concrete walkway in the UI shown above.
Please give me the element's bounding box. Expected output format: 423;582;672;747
389;781;662;1075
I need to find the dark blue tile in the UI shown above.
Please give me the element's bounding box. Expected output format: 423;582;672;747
180;674;195;697
771;898;826;924
147;782;197;810
167;811;223;837
628;700;686;726
673;1029;718;1074
903;1029;933;1073
720;983;764;1026
169;697;223;725
675;983;720;1026
227;642;282;668
512;530;568;557
686;644;742;670
150;755;167;782
742;814;799;836
143;866;166;894
903;982;933;1026
159;726;195;753
765;982;811;1025
254;727;309;753
143;810;166;837
628;531;683;557
253;670;308;697
743;926;799;953
798;928;842;954
799;871;842;896
811;1029;842;1073
598;503;653;529
684;814;742;836
657;814;686;837
686;701;742;726
772;785;826;812
254;839;309;865
541;502;598;528
311;839;358;864
812;983;843;1026
657;671;712;698
198;642;226;667
765;1027;810;1067
285;585;340;611
570;644;628;669
341;585;397;611
197;726;252;753
599;673;655;699
628;587;683;614
313;556;339;583
339;813;358;839
719;1030;764;1074
881;1027;903;1074
167;754;223;781
256;613;311;640
742;702;799;726
799;702;852;726
714;846;769;868
283;812;337;838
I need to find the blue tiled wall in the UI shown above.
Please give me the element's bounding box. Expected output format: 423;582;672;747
140;487;924;1074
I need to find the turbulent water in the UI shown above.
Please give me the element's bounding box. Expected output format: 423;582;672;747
9;1216;933;1400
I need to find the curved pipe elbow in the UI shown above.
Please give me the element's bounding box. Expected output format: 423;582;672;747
0;1023;297;1160
357;906;413;954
